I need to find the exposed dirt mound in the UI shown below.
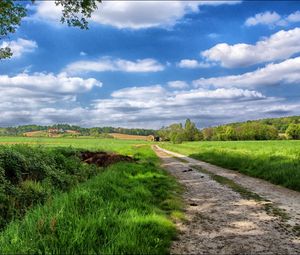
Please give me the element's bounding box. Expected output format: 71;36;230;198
80;151;134;167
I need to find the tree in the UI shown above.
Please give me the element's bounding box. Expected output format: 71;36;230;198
184;119;199;141
286;124;300;140
0;0;101;59
169;123;186;144
0;0;26;59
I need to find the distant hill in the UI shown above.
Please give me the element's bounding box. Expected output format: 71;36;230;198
0;124;156;137
202;115;300;141
218;116;300;133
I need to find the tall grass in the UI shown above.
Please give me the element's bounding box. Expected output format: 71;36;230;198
161;140;300;191
0;143;182;254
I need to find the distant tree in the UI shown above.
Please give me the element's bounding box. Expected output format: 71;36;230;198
286;124;300;139
202;128;214;141
169;123;186;144
1;0;101;59
224;126;236;140
184;119;199;141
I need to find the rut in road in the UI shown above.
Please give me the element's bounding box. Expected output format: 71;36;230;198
153;146;300;255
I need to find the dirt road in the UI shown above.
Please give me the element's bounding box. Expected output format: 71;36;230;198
153;145;300;254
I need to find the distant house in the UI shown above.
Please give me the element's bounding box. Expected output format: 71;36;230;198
48;128;64;136
148;135;160;142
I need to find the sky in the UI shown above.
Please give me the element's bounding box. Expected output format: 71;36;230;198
1;0;300;129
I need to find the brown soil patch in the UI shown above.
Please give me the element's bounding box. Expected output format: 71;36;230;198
110;133;152;141
80;151;134;167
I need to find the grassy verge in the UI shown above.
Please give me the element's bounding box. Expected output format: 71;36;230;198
0;145;100;230
160;140;300;192
0;145;182;254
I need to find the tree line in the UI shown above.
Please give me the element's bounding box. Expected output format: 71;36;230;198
0;124;155;137
157;116;300;143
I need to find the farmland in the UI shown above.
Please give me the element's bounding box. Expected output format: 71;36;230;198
160;140;300;191
0;138;182;254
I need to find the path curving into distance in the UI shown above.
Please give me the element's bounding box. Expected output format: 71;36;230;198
153;145;300;254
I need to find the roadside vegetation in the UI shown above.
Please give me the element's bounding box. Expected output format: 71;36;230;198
160;140;300;191
0;142;182;254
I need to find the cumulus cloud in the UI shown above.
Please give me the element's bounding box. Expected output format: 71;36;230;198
193;56;300;88
0;72;101;94
87;85;285;128
29;1;240;30
287;11;300;23
245;10;300;27
64;57;165;74
177;59;211;69
202;28;300;68
0;77;296;128
0;71;103;126
245;11;281;27
168;81;189;89
0;38;37;58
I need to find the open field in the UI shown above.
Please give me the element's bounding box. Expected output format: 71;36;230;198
160;140;300;192
109;133;152;141
0;137;150;155
0;138;182;254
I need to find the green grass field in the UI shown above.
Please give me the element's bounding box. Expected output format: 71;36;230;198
0;137;182;254
0;137;149;155
160;140;300;192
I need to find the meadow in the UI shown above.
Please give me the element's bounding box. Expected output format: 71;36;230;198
160;140;300;192
0;137;182;254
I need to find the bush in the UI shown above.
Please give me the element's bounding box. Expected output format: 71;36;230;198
286;124;300;139
0;145;101;230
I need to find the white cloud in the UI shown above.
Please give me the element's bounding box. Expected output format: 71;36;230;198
64;57;165;74
0;72;102;126
245;11;281;27
30;1;240;30
168;81;189;89
0;76;296;128
245;10;300;27
0;72;101;94
193;56;300;88
0;38;37;58
287;11;300;23
177;59;211;69
80;51;87;56
202;28;300;68
87;85;276;128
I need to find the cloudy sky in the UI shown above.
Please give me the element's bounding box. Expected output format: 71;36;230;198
1;1;300;128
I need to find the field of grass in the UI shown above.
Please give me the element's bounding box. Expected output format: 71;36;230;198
0;137;182;254
0;137;149;156
160;140;300;192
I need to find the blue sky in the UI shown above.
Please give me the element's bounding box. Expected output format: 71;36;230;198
1;0;300;128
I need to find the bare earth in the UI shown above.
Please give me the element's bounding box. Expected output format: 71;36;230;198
153;146;300;255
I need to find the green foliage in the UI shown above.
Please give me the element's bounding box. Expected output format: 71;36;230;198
0;0;26;59
57;0;101;29
0;145;181;254
0;124;155;137
0;145;99;230
1;0;102;59
286;123;300;139
161;140;300;191
203;122;278;141
158;119;202;144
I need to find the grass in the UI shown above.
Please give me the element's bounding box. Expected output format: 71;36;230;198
160;140;300;192
0;138;182;254
0;136;150;155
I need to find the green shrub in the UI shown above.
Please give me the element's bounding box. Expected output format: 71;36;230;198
0;145;102;230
